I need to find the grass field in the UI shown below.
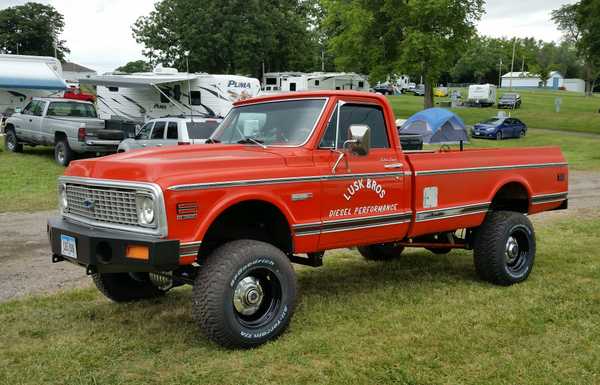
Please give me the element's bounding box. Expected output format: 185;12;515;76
1;127;600;213
389;89;600;134
1;214;599;385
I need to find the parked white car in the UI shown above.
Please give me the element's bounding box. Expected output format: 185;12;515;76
117;116;221;152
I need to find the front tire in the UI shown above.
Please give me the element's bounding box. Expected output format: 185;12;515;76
192;240;297;349
54;139;73;166
358;243;404;260
496;131;503;140
92;272;167;302
4;129;23;153
473;211;536;286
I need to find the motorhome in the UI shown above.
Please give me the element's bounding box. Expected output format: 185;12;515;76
82;67;261;121
262;72;370;93
0;54;67;116
467;84;497;107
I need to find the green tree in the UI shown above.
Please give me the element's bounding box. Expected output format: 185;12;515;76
115;60;152;73
323;0;484;108
132;0;321;78
0;2;69;60
552;1;600;95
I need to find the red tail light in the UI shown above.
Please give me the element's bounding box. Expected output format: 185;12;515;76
77;127;86;142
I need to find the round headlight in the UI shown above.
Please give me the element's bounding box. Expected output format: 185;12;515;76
138;196;155;225
59;185;68;210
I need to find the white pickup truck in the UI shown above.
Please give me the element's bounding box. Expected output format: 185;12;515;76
4;97;124;166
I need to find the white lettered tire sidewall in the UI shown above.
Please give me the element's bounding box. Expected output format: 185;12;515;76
225;256;292;344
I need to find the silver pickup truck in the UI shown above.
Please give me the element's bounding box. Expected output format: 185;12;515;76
4;97;124;166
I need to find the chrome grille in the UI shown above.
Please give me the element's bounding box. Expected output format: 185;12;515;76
65;183;139;226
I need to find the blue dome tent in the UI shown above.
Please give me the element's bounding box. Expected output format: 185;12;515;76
399;108;468;144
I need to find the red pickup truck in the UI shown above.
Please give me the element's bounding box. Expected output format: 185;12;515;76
48;91;568;348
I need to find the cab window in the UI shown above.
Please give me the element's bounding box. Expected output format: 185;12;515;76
21;101;35;115
151;121;166;139
320;103;390;149
136;122;153;140
167;122;179;139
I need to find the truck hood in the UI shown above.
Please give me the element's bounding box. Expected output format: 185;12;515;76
65;144;289;185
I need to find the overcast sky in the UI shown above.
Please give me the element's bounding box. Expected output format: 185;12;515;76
0;0;577;74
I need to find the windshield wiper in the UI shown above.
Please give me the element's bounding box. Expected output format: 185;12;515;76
237;137;267;149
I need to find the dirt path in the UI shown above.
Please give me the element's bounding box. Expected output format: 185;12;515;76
1;170;599;303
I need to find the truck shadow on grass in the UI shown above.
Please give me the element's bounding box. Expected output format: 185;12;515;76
64;250;482;349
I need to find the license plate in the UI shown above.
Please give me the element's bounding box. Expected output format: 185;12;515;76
60;234;77;259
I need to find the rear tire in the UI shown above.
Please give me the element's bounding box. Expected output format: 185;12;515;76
54;139;73;166
92;272;166;302
192;240;297;349
4;129;23;153
358;243;404;261
473;211;536;286
496;131;503;140
520;129;526;138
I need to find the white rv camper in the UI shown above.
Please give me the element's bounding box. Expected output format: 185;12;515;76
467;84;497;107
82;67;261;121
0;54;67;115
263;72;370;93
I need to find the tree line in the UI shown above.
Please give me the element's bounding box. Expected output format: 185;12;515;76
1;1;599;105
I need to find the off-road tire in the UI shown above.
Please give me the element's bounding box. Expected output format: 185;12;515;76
92;272;166;302
473;211;536;286
192;239;297;349
4;129;23;153
358;243;404;261
54;139;73;166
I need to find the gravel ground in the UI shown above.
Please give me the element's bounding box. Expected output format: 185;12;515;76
1;170;599;303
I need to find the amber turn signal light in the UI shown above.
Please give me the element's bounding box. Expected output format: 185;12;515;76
126;245;149;260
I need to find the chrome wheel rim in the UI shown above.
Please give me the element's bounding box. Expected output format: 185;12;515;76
233;276;264;316
7;134;15;150
57;145;65;163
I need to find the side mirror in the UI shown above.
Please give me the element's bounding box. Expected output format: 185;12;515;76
14;107;22;114
345;124;370;156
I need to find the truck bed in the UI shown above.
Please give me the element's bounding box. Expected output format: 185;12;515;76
404;146;568;238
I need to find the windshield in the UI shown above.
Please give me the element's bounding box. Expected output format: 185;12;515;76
481;118;503;125
210;99;326;146
47;102;97;118
501;94;516;100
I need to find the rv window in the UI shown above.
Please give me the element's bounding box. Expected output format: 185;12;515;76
266;78;277;85
167;122;178;139
289;83;297;92
337;104;389;149
151;121;166;139
358;81;364;88
136;122;153;139
190;91;201;106
314;80;320;87
159;88;171;103
173;85;181;101
108;87;119;92
187;121;220;139
335;87;341;90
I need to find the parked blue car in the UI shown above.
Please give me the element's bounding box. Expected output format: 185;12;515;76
471;117;527;140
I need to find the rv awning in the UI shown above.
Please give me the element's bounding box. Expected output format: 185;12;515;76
80;74;201;88
0;60;67;90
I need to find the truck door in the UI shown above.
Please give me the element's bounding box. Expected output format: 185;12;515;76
315;100;411;249
29;101;46;142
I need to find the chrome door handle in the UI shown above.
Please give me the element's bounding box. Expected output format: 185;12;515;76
384;163;403;169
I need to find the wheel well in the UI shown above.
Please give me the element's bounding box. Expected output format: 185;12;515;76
199;200;293;261
4;123;14;132
54;131;67;143
490;182;529;213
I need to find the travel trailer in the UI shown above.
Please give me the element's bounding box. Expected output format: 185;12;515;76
0;54;67;115
82;67;261;121
262;72;370;93
467;84;497;107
